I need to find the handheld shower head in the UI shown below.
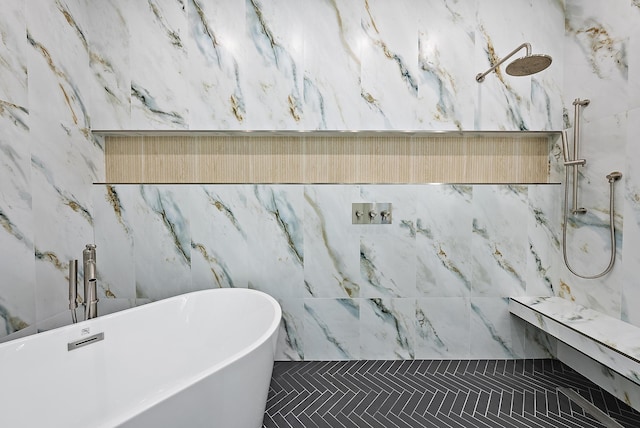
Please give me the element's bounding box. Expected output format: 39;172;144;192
476;42;552;82
606;171;622;183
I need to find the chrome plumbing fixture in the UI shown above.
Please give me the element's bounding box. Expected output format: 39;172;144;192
560;98;622;279
68;244;99;323
476;42;552;82
352;203;392;224
68;260;78;323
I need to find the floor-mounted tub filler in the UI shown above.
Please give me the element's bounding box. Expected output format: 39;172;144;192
0;288;281;428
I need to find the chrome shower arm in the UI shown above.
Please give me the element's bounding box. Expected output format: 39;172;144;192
475;43;531;82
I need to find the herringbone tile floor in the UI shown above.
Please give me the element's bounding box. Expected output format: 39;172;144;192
262;359;640;428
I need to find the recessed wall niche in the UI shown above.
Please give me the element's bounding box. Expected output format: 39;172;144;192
100;132;554;184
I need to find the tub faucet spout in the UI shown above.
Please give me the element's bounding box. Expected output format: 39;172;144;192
83;244;99;320
69;244;99;323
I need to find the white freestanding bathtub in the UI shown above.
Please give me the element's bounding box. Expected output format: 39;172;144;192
0;288;281;428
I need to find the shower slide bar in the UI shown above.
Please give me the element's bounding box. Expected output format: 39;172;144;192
561;98;589;214
561;98;622;279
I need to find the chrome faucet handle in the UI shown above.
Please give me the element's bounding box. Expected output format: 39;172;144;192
69;259;79;323
82;244;99;320
69;260;78;310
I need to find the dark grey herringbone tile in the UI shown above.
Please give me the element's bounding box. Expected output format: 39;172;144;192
262;359;640;428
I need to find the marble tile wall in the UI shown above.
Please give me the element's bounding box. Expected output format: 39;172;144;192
3;0;635;361
0;0;562;346
92;184;560;360
553;0;640;325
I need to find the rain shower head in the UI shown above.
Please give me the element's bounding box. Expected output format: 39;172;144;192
505;54;552;76
476;42;552;82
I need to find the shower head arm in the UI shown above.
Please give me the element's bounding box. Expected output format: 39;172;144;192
475;42;532;82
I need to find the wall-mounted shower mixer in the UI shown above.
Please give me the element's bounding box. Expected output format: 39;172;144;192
352;203;392;224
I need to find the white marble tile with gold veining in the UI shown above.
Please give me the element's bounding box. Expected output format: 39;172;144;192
185;0;247;129
244;186;304;300
239;0;304;130
564;0;631;121
360;298;415;359
92;185;136;301
526;185;561;297
416;0;476;131
622;107;640;326
84;0;131;129
415;297;470;359
471;186;528;297
471;297;520;359
276;298;304;361
131;185;192;301
128;0;189;129
416;185;473;297
474;0;534;130
304;298;360;360
301;0;365;129
189;185;251;290
0;0;27;106
303;185;360;298
359;0;419;130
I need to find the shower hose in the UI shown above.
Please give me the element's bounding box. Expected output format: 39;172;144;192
562;168;620;279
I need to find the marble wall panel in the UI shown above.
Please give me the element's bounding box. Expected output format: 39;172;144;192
528;0;565;132
558;0;633;320
0;1;34;339
303;185;360;298
359;0;419;129
185;0;248;129
622;107;640;326
564;0;631;122
27;1;103;327
471;186;528;297
7;0;629;358
415;297;470;359
244;186;304;300
128;0;189;129
92;185;135;300
131;185;192;300
0;0;27;106
277;298;304;361
477;1;563;131
416;0;476;130
84;0;131;130
470;297;521;359
301;0;365;129
190;185;251;290
360;298;415;359
0;106;34;338
526;185;562;297
415;185;473;297
89;183;562;360
630;3;640;111
304;298;360;360
241;0;305;130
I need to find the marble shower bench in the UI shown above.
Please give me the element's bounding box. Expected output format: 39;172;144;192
509;296;640;386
